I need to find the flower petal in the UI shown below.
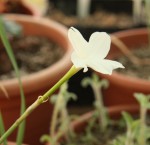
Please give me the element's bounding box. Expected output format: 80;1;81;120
71;52;88;72
88;32;111;59
86;57;124;75
68;27;88;57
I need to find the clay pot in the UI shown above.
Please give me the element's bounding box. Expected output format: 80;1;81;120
0;14;72;145
67;105;139;133
47;105;139;145
97;28;150;107
0;0;42;16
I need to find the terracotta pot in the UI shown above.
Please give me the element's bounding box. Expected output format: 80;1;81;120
47;105;139;145
96;28;150;107
0;14;72;145
21;0;48;17
0;0;42;16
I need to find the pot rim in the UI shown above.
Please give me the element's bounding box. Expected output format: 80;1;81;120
71;104;139;127
101;28;150;89
0;14;73;96
21;0;46;17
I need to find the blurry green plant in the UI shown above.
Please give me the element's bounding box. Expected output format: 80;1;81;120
40;82;77;145
1;16;22;38
81;73;109;131
0;24;124;144
111;93;150;145
0;16;25;145
145;0;150;48
41;74;150;145
40;74;110;145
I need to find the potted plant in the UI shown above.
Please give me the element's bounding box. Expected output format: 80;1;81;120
46;0;147;106
95;0;150;107
40;75;150;145
0;26;124;144
96;28;150;107
0;14;72;145
45;104;139;145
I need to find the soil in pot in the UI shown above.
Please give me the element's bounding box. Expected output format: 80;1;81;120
115;45;150;80
46;8;134;29
0;35;65;79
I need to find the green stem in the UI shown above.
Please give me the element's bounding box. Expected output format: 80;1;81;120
0;65;80;144
139;106;147;145
125;128;133;145
61;104;71;143
50;94;62;137
0;16;26;145
92;84;107;131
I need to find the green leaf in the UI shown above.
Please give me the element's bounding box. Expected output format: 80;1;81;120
145;0;150;23
50;94;58;104
2;18;22;37
100;79;109;89
81;77;91;88
0;112;7;145
131;120;140;137
0;16;26;145
134;93;147;107
122;111;133;129
40;134;51;143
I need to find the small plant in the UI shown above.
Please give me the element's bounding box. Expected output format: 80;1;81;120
111;93;150;145
0;16;25;145
2;17;22;38
41;82;77;145
81;73;109;131
40;73;111;145
0;25;124;144
45;85;150;145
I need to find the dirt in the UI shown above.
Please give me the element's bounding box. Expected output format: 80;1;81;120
0;35;65;80
115;46;150;80
46;9;134;29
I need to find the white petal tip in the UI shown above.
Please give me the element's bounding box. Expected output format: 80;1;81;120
83;67;88;72
69;27;76;32
119;64;125;69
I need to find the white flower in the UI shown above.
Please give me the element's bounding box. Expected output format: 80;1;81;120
68;27;125;75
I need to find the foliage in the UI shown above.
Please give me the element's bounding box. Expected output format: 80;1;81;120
41;82;78;145
111;93;150;145
1;16;22;37
41;74;111;145
41;76;150;145
81;73;109;131
0;16;25;145
0;25;124;144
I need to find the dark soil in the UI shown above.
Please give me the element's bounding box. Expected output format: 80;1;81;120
46;9;134;28
116;46;150;80
0;35;65;80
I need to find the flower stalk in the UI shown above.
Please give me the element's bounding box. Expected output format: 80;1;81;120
0;65;80;144
0;26;124;144
138;105;147;145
